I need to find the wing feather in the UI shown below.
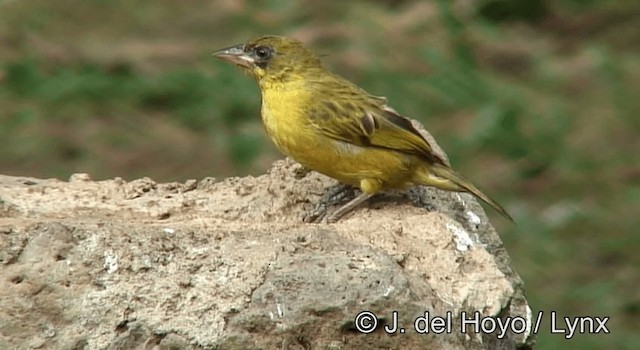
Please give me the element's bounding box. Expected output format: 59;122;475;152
306;81;446;165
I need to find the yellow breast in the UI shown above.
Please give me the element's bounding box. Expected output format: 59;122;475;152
260;83;312;157
259;81;416;190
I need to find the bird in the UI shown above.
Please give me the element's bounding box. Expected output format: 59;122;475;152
213;36;512;223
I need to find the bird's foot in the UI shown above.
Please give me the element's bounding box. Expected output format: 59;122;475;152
325;192;374;223
293;166;311;179
303;184;357;223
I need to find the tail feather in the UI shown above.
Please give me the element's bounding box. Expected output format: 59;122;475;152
424;164;513;222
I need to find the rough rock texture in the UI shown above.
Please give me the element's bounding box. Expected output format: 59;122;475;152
0;159;533;350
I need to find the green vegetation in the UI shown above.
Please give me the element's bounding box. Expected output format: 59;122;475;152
1;1;638;348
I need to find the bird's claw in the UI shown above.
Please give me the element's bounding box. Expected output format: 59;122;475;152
303;184;357;223
293;166;311;179
303;203;328;223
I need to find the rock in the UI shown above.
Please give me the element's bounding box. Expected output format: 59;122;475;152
0;160;534;349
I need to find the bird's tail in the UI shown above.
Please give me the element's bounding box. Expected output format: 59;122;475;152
419;164;513;222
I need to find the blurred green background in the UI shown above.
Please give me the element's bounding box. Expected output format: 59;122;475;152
1;0;638;348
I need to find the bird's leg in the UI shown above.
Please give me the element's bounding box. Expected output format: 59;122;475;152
324;183;357;203
325;192;374;223
303;183;357;223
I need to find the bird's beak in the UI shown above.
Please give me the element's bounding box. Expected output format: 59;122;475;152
213;44;254;68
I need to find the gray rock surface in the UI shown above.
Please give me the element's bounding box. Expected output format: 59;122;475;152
0;159;533;349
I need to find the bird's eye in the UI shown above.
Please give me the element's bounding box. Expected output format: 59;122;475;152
254;46;272;60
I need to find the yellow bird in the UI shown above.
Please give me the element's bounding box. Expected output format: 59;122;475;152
214;36;512;222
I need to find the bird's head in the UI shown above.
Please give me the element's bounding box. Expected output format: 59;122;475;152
214;36;323;84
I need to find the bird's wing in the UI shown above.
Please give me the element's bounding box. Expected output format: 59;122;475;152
308;89;447;165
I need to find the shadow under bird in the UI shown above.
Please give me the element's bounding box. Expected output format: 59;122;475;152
214;36;512;223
